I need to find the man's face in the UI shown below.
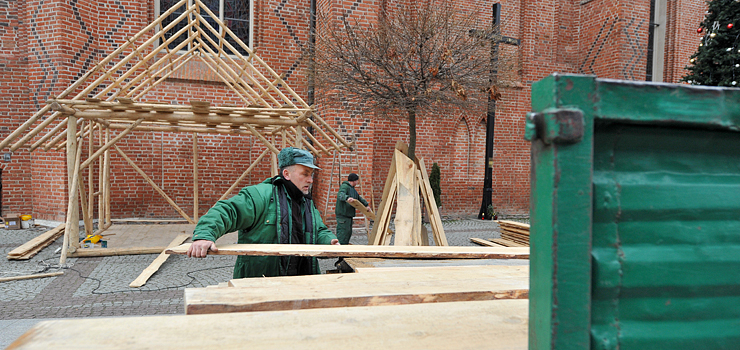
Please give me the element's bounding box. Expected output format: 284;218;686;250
283;164;315;195
350;180;359;187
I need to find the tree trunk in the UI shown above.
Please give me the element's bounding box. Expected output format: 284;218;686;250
407;105;417;161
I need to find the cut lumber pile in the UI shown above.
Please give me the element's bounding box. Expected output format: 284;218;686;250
185;265;529;314
9;300;528;350
6;224;65;260
496;220;530;246
166;243;529;260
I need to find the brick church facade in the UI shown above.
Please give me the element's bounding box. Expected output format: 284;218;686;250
0;0;705;223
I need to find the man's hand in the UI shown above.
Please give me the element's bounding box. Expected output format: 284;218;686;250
186;240;218;258
331;239;340;245
347;198;355;203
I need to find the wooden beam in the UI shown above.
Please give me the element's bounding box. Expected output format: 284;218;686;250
8;299;528;349
129;234;190;288
166;243;529;260
186;265;528;314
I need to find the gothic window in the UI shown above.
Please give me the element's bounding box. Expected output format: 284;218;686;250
156;0;252;56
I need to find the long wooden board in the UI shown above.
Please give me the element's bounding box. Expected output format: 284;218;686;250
186;265;528;314
470;237;506;247
166;243;529;259
8;300;528;350
129;233;190;288
343;257;530;270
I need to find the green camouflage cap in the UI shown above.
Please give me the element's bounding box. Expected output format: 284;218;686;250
278;147;320;169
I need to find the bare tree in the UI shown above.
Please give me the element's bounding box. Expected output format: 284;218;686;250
313;1;502;160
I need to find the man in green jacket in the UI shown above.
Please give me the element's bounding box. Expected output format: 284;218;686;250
334;173;369;245
186;147;339;279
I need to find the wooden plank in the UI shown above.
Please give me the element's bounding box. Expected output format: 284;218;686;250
470;237;506;247
347;199;375;221
418;158;447;245
491;238;527;248
189;265;528;314
7;224;65;258
8;300;528;350
369;152;397;245
343;258;529;271
0;271;63;283
394;149;416;246
167;243;529;259
129;234;190;288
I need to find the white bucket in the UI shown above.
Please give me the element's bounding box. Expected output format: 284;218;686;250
20;215;33;229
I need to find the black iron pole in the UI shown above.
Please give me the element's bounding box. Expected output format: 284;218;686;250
478;3;501;220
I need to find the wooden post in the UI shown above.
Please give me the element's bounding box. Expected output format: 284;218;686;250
295;125;303;149
98;123;105;230
61;116;81;266
104;128;112;229
86;121;94;235
192;132;199;222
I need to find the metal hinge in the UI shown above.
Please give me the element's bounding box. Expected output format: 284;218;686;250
524;108;584;145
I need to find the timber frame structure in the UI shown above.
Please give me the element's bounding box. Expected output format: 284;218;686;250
0;0;351;265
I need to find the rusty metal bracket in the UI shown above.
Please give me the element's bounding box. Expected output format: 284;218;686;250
525;108;584;145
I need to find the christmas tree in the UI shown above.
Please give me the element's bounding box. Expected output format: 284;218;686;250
682;0;740;87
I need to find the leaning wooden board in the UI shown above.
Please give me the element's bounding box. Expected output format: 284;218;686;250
186;265;529;314
7;300;528;350
166;243;529;259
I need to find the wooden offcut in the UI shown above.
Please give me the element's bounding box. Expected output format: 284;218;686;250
8;300;528;349
186;265;528;314
166;243;529;259
470;237;506;247
347;199;375;221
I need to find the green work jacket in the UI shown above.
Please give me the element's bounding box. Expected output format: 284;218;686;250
192;177;337;279
335;181;368;218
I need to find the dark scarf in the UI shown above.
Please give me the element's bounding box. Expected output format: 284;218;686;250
273;176;314;276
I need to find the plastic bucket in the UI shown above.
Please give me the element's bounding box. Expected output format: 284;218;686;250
20;215;32;229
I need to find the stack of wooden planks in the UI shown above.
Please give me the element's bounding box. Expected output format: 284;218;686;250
497;220;530;246
469;220;530;248
6;224;65;260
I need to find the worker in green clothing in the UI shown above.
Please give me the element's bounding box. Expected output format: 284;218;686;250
334;173;369;246
186;147;339;279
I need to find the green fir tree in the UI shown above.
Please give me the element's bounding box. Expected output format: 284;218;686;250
682;0;740;87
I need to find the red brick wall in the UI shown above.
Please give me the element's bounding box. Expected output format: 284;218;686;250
0;0;708;222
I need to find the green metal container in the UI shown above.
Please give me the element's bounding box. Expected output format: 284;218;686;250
525;74;740;350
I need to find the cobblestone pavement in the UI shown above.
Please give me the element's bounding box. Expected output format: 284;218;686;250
0;216;526;345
